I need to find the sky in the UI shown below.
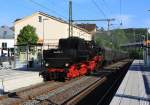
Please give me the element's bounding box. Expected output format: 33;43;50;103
0;0;150;29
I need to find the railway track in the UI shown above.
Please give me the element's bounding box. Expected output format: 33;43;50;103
0;59;132;105
76;59;132;105
62;77;107;105
0;75;102;105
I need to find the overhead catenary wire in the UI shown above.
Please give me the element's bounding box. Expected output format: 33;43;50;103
91;0;107;18
102;0;122;28
90;0;119;30
28;0;68;20
45;0;67;15
101;0;113;15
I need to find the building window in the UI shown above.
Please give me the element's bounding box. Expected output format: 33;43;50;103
38;16;42;22
2;42;7;49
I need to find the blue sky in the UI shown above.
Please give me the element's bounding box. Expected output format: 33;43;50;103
0;0;150;29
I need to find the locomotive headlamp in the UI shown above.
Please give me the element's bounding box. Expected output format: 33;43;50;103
65;63;69;67
45;63;49;67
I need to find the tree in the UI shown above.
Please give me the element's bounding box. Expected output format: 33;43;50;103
111;29;129;49
17;25;38;45
94;29;129;49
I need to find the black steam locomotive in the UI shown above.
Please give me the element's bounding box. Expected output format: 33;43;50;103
40;37;103;81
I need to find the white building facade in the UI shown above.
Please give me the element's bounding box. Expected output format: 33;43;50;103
0;39;14;56
0;26;14;56
14;12;92;47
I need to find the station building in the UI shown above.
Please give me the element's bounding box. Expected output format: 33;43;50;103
14;11;92;47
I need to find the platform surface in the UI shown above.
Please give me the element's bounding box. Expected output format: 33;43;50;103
0;69;43;95
110;60;150;105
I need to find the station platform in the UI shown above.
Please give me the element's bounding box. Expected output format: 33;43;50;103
110;60;150;105
0;69;43;95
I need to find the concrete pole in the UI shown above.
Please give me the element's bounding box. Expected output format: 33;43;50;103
43;19;48;48
108;20;110;31
147;28;149;66
69;0;73;37
142;35;145;61
26;45;28;68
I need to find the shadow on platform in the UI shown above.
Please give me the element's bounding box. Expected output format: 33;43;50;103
143;74;150;96
129;65;150;72
115;94;150;101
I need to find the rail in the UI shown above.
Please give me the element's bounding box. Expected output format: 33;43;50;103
62;76;107;105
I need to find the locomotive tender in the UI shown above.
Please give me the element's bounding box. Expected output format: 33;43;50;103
40;37;128;81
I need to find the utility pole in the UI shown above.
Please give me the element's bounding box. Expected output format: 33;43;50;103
142;35;146;63
146;28;149;65
69;0;73;37
43;18;48;45
107;19;112;31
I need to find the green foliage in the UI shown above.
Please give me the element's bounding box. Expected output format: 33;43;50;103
94;29;129;50
123;28;150;42
122;28;150;59
111;29;129;49
94;32;112;48
94;28;150;59
17;25;38;45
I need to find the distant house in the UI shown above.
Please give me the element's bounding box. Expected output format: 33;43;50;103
76;24;97;34
14;12;92;48
0;26;14;56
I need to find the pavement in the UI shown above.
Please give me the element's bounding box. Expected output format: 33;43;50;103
110;60;150;105
0;69;43;95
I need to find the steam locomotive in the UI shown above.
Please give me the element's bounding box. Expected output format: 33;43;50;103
40;37;128;81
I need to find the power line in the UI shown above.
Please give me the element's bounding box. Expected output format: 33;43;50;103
91;0;107;18
44;0;67;13
101;0;113;14
28;0;68;20
101;0;122;27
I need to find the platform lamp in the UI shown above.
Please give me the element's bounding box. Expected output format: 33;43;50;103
41;18;48;67
147;28;150;66
141;35;146;65
147;10;150;66
43;18;48;47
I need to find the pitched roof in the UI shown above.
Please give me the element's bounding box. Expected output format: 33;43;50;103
15;11;91;35
76;24;97;32
0;26;14;39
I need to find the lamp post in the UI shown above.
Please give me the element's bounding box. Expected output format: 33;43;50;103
109;24;119;50
147;10;150;66
41;18;48;67
147;28;150;65
142;35;146;64
43;18;48;46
